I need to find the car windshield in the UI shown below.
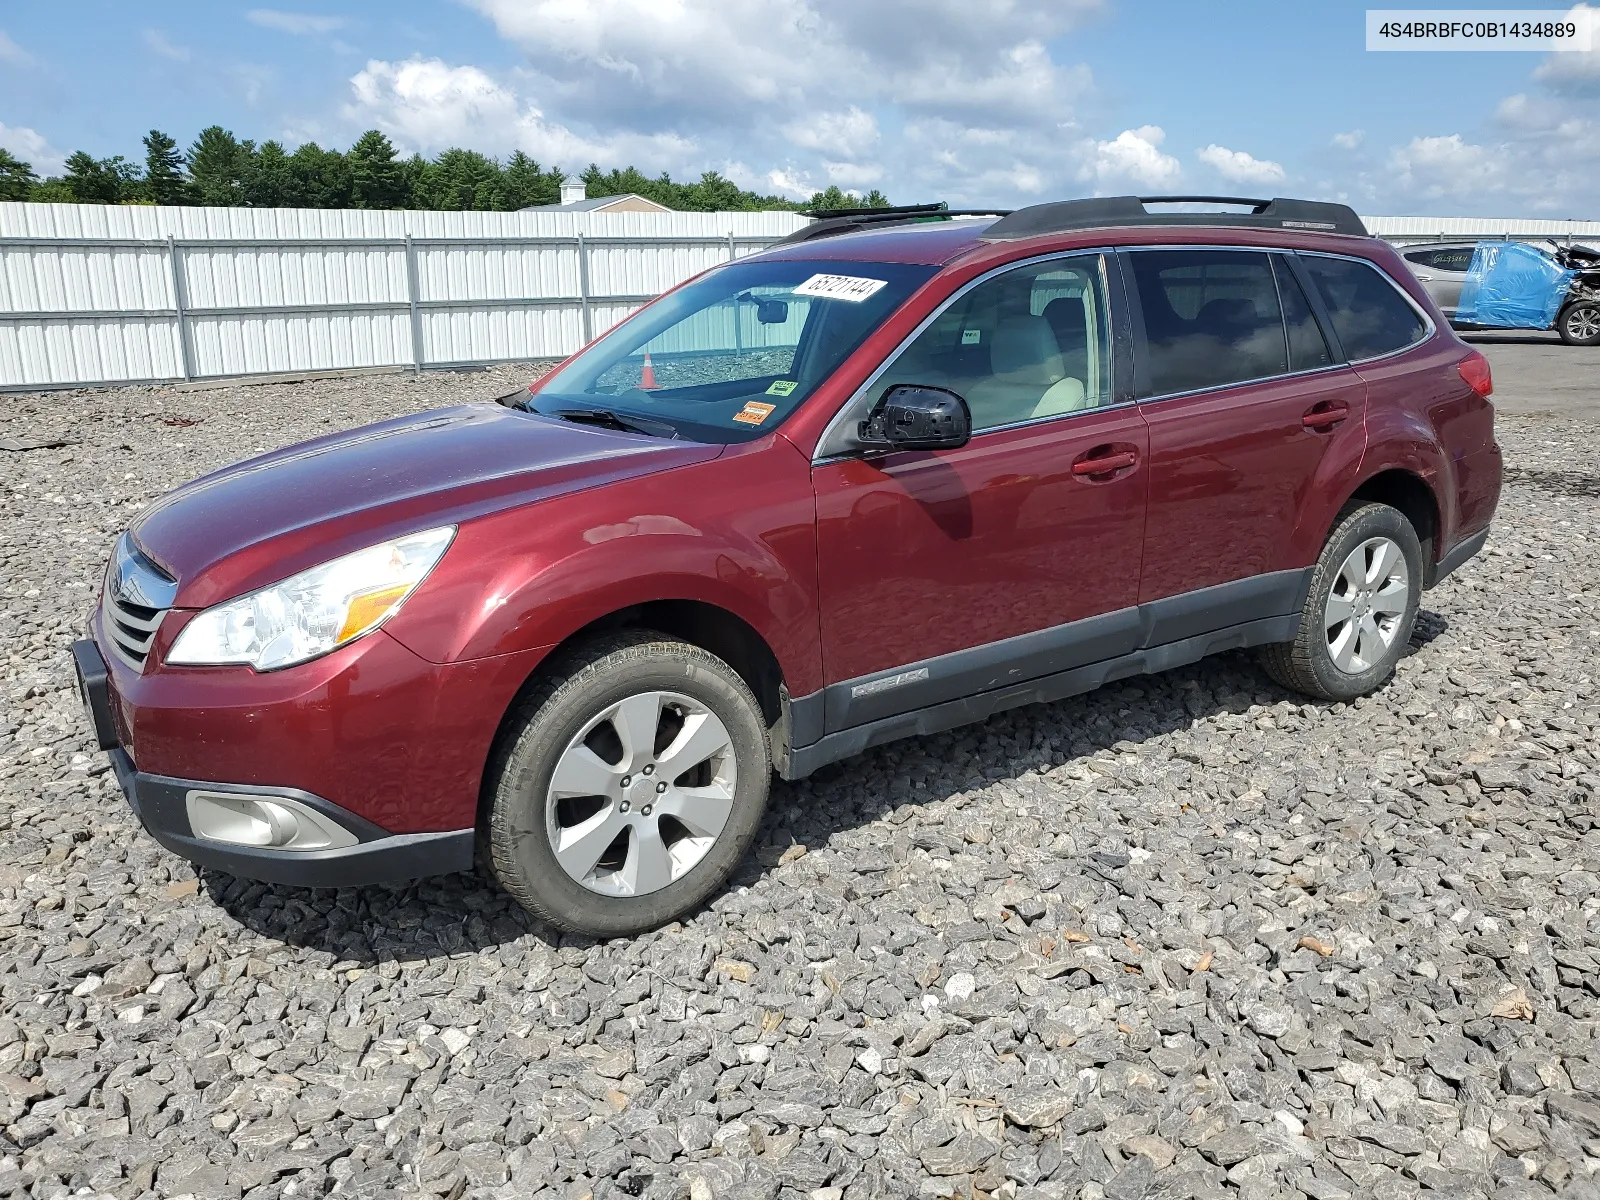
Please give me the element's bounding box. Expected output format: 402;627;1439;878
527;259;938;443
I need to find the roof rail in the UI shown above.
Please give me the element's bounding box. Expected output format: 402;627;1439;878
803;202;950;220
771;205;1013;248
983;195;1369;240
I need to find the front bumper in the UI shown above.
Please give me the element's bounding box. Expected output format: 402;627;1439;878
75;636;476;888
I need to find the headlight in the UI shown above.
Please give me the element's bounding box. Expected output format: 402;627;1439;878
167;527;455;670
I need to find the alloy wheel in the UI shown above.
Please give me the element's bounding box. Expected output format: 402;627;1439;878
543;690;738;897
1567;306;1600;341
1324;535;1410;674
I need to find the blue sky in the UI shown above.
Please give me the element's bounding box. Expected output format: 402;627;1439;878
2;1;1597;215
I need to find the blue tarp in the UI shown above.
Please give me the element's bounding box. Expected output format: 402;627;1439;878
1455;241;1577;330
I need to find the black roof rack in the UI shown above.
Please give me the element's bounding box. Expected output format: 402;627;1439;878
983;195;1368;240
771;204;1013;248
804;202;950;220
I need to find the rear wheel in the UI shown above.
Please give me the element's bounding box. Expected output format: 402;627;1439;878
485;631;770;937
1260;502;1422;702
1558;301;1600;346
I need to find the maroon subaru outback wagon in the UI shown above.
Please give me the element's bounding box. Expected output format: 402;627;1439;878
74;196;1502;935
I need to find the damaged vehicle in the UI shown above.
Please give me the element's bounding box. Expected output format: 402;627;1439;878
1404;238;1600;344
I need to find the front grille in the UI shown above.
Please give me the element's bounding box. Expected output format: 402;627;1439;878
101;535;177;671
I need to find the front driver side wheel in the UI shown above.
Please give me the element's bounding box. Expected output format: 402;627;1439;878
485;631;771;937
1260;502;1422;702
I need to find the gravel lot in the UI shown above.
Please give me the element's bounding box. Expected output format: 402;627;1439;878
1;362;1598;1200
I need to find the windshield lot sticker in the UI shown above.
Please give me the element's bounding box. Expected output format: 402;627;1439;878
962;328;981;344
732;400;777;425
793;273;888;303
765;379;798;396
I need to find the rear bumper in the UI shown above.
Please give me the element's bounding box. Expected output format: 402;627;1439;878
76;636;476;888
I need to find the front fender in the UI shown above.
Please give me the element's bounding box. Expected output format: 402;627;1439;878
384;439;825;696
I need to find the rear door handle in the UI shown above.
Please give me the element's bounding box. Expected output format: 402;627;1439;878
1302;402;1349;431
1072;449;1138;476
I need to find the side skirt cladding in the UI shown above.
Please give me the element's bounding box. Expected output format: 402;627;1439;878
780;568;1312;780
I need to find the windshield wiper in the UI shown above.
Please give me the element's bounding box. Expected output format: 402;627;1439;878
549;407;679;439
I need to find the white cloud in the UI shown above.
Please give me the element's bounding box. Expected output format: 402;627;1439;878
1079;126;1182;190
0;30;31;65
822;160;884;186
1386;134;1505;200
1331;130;1364;150
457;0;1104;202
1196;143;1286;185
345;57;695;171
246;10;347;35
1532;4;1600;93
0;123;66;174
143;29;190;61
781;108;879;161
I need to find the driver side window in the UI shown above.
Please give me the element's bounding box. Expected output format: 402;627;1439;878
877;255;1112;432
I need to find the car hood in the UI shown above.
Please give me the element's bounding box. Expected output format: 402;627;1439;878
131;403;721;608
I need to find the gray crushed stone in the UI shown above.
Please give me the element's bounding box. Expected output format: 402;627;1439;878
0;368;1597;1200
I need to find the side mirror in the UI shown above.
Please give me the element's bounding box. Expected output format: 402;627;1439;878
755;298;789;324
860;384;971;452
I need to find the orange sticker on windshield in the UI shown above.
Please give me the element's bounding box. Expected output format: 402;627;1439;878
732;401;777;425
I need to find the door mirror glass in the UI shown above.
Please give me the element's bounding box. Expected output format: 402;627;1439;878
861;384;971;451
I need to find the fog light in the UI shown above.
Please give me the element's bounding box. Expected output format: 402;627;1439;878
185;791;358;852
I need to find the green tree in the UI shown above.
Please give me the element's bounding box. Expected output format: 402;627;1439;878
417;149;506;210
243;139;296;207
0;149;37;201
348;129;407;210
287;142;351;208
188;126;251;206
805;185;892;213
29;179;76;203
63;151;138;203
502;151;561;209
141;130;188;205
4;123;893;212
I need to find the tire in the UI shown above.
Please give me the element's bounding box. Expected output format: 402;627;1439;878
485;630;770;937
1558;301;1600;346
1260;502;1422;702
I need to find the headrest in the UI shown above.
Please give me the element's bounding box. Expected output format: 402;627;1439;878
990;316;1063;379
1042;296;1089;342
1196;297;1258;327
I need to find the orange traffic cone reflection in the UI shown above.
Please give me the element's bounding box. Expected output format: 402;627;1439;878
640;352;659;389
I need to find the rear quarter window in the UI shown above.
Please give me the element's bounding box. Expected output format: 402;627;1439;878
1302;256;1428;361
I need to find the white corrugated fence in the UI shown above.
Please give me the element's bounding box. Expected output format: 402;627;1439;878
0;203;809;391
3;203;1596;391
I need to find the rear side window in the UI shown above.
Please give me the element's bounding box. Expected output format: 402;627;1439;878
1127;250;1288;396
1301;256;1428;361
1403;247;1475;272
1272;256;1332;372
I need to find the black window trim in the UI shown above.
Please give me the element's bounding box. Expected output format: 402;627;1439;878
1281;250;1348;364
812;246;1132;463
1117;244;1434;406
1120;245;1337;404
1295;249;1436;367
1268;251;1335;373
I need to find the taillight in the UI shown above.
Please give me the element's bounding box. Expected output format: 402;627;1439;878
1458;350;1492;398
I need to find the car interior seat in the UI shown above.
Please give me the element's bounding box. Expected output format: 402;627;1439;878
965;315;1086;425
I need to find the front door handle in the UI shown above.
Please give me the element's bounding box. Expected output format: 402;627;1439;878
1302;402;1349;431
1072;448;1138;477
